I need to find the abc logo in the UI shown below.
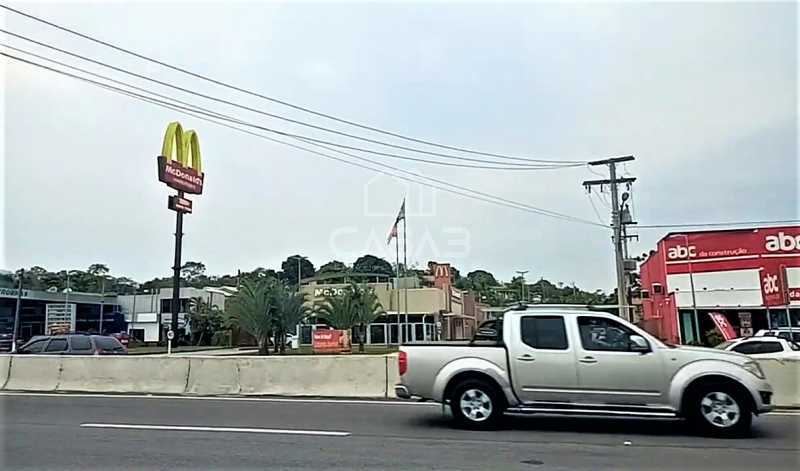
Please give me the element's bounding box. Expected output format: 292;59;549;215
667;245;696;260
765;232;800;252
762;273;780;295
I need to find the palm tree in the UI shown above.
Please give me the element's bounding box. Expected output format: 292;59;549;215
316;291;358;332
226;279;278;355
350;284;385;352
273;290;311;353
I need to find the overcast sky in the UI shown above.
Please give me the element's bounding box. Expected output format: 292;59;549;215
1;1;797;290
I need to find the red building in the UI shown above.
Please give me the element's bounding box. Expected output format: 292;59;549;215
638;226;800;345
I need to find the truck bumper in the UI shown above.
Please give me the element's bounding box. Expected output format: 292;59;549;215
395;385;411;399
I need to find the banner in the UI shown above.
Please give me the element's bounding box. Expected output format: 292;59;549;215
312;329;351;354
708;312;738;341
760;263;788;307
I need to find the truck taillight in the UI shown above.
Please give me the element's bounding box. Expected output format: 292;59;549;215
398;351;408;376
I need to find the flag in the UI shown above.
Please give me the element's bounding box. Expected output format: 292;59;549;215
387;222;398;245
395;199;406;223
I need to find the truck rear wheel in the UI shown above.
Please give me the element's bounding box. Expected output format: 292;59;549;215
685;382;752;438
450;379;505;429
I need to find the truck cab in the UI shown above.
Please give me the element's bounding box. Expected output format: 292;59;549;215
397;307;774;437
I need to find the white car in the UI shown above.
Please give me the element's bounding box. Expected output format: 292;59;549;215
717;337;800;359
754;329;800;343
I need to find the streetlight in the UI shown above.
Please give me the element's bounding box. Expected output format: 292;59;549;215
516;270;529;303
296;255;308;289
98;275;107;334
62;270;80;334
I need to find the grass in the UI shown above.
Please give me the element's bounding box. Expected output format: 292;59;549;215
126;345;228;355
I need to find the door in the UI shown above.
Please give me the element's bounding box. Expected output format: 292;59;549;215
508;315;579;403
573;316;667;406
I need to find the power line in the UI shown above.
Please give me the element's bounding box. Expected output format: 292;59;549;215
0;4;588;165
0;29;582;171
1;50;606;228
636;220;800;229
586;192;607;226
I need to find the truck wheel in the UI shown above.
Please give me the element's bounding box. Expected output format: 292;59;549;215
685;383;752;438
450;379;504;429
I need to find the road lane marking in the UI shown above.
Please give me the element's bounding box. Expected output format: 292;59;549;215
80;423;350;437
0;391;437;406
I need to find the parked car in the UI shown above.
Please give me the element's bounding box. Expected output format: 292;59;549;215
716;337;800;359
18;334;127;355
754;329;800;343
0;329;13;352
396;306;773;437
111;332;130;347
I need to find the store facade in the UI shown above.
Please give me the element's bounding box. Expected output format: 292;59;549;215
638;226;800;345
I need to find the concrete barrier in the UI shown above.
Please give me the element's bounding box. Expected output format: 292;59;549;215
57;356;190;394
385;354;400;399
758;358;800;408
4;356;62;391
185;357;241;395
0;355;11;389
238;355;389;397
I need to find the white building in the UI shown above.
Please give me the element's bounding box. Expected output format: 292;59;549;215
116;287;232;342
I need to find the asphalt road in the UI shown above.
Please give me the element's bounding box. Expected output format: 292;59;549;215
1;393;798;470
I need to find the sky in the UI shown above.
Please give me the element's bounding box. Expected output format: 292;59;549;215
1;0;797;291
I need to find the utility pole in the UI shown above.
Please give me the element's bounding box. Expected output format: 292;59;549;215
515;270;529;303
583;156;636;321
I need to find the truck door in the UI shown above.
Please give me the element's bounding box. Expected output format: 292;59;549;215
573;315;666;406
508;314;580;403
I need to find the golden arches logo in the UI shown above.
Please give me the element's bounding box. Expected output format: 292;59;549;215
157;121;205;195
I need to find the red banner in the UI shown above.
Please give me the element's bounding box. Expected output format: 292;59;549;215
760;262;790;307
312;329;351;354
708;312;738;340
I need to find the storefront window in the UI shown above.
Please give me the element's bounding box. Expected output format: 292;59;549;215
369;324;386;344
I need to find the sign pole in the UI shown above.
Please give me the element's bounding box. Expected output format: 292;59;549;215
170;190;184;339
781;265;793;338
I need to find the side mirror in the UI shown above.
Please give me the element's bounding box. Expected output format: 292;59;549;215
629;335;650;353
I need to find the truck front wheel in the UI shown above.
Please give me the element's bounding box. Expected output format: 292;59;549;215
450;379;505;429
685;382;753;438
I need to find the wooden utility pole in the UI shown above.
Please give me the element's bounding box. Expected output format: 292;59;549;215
583;156;636;321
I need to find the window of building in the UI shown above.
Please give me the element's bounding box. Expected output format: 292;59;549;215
578;316;640;352
521;316;568;350
160;298;189;314
44;338;68;352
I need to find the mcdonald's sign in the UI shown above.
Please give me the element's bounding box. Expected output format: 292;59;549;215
157;121;204;194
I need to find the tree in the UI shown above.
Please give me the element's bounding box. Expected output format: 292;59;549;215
181;261;206;282
87;264;110;277
280;255;315;286
226;279;278;355
352;254;393;277
187;297;224;346
318;260;348;275
466;270;498;288
273;289;311;353
350;284;385;353
316;291;358;332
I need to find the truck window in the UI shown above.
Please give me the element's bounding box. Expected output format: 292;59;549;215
732;342;760;354
578;317;636;352
44;338;68;352
521;316;568;350
756;342;783;354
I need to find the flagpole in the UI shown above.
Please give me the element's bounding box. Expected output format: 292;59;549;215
403;202;408;344
395;229;401;345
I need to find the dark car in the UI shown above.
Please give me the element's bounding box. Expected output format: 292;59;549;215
18;334;127;355
0;330;13;352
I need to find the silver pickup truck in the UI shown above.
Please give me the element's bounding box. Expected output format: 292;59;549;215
396;307;773;437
